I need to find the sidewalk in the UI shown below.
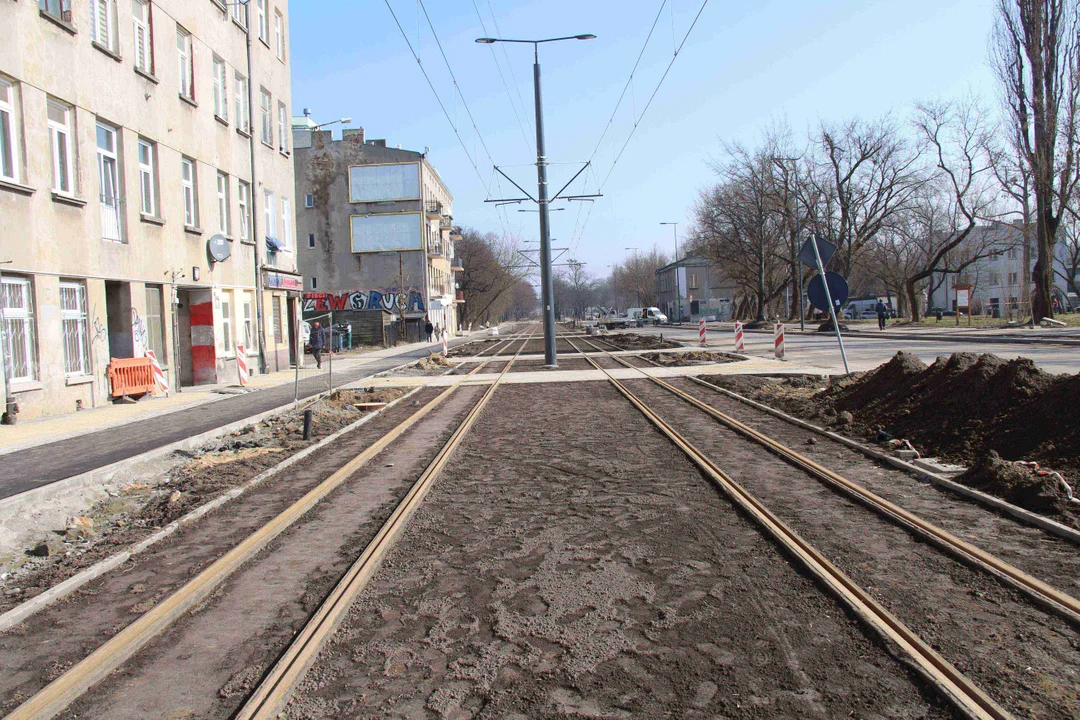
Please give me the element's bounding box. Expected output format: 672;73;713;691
0;335;469;499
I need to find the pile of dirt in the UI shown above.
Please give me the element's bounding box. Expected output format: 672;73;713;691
602;333;682;351
415;352;454;370
705;351;1080;524
958;452;1078;525
641;351;743;367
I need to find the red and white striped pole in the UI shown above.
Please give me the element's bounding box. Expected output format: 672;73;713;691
774;323;785;359
441;333;448;357
236;345;250;386
698;318;707;347
734;321;745;352
145;349;169;396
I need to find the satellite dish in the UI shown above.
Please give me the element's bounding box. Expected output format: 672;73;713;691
208;234;231;263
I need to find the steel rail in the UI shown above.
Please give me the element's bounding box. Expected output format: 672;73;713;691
234;325;533;719
4;325;537;720
560;334;1013;720
572;335;1080;625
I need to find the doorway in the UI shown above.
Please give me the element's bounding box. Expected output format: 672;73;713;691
104;281;133;359
176;288;216;385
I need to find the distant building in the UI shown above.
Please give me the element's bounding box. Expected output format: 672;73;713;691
0;0;299;421
291;121;462;345
655;256;736;322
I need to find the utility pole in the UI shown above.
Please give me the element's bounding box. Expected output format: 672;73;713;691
477;33;595;367
661;222;679;322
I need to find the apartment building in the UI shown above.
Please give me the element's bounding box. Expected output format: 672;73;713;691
0;0;301;421
655;255;736;322
292;122;463;345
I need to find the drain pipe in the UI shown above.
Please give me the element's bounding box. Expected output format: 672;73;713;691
245;10;269;375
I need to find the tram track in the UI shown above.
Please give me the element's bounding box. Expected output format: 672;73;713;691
1;326;537;720
560;332;1080;720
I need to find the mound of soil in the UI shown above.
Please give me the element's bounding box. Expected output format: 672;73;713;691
602;333;682;351
641;351;743;367
958;452;1077;526
415;353;454;370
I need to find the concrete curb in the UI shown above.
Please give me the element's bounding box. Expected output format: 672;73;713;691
0;386;423;632
735;327;1080;346
686;376;1080;545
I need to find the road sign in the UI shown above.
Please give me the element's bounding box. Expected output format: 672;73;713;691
807;272;850;313
798;235;836;268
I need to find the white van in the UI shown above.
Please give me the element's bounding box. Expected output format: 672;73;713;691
844;299;879;319
627;307;668;326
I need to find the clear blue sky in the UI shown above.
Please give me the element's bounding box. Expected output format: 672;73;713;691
290;0;999;279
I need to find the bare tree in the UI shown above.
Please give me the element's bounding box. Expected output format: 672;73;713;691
456;227;528;325
1056;208;1080;300
991;0;1080;320
610;245;669;309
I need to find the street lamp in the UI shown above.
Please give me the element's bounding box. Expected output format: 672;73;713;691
313;117;352;130
476;33;596;367
660;222;680;323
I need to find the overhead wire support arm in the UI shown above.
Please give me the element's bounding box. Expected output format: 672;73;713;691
493;166;538;204
550;162;592;201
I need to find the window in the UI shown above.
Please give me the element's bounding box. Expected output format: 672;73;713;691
277;102;288;153
144;285;165;360
220;291;233;353
132;0;153;74
274;10;284;59
259;89;272;145
307;233;315;248
234;73;249;133
216;171;230;234
59;281;90;376
177;27;193;99
91;0;117;51
280;196;290;249
272;297;282;343
48;100;75;195
212;57;228;121
1;277;37;382
39;0;72;22
96;122;122;241
230;0;247;27
304;193;314;208
263;189;276;238
137;138;156;216
241;292;253;348
0;78;20;183
238;180;250;240
1008;247;1018;260
181;156;197;227
1008;271;1019;285
310;276;317;290
256;0;268;42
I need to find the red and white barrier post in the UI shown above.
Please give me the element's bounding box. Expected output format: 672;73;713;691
774;323;785;359
441;333;448;357
698;318;707;347
734;321;745;352
236;344;250;386
145;349;169;395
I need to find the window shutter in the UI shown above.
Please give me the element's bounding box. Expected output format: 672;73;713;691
96;0;109;45
134;22;145;68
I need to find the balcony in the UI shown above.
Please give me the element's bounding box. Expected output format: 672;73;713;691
439;214;453;230
454;290;465;304
425;200;443;218
427;240;444;258
451;256;464;272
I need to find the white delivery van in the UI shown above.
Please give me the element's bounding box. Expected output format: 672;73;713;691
627;307;669;326
843;299;879;319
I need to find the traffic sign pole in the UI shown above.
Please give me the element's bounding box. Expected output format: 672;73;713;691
809;235;850;374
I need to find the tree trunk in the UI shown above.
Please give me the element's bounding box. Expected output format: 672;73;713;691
907;278;922;322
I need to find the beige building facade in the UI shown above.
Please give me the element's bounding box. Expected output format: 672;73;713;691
0;0;301;421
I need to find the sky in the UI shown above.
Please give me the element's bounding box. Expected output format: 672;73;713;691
289;0;1001;281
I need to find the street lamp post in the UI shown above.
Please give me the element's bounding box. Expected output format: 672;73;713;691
477;34;595;367
660;222;679;323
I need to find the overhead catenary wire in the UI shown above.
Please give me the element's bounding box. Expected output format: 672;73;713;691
471;0;533;154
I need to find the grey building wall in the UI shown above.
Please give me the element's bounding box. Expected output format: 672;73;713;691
655;256;736;321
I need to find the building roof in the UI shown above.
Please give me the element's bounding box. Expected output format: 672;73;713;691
655;254;711;274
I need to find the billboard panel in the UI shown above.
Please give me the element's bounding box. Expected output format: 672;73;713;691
348;163;420;202
350;212;422;253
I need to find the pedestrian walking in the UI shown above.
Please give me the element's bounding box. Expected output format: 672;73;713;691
435;323;442;341
875;300;888;331
310;320;325;369
425;317;434;342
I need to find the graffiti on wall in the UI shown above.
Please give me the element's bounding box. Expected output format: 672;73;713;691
302;288;426;314
91;311;108;345
131;308;148;355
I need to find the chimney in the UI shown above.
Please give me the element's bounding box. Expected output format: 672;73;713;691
342;127;365;144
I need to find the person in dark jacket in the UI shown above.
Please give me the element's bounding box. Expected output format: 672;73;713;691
875;300;888;331
424;317;434;342
310;321;325;368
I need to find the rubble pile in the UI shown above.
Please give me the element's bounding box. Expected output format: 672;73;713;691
601;333;683;351
641;351;743;367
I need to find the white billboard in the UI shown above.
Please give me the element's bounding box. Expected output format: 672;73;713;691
350;213;422;253
348;163;420;203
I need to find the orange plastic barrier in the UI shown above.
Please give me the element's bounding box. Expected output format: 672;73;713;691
107;357;156;398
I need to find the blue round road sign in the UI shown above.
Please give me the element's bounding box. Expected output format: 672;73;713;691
807;272;849;312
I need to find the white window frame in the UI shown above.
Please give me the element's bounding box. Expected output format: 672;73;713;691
91;0;117;51
230;0;247;27
0;78;20;183
181;156;197;228
96;122;122;242
238;180;250;240
241;292;253;348
47;99;75;195
280;196;290;250
212;56;228;121
38;0;72;23
304;193;314;208
256;0;268;43
216;171;230;235
177;27;193;100
277;102;288;153
259;89;272;146
234;73;250;133
220;291;233;353
307;233;315;249
264;188;276;239
132;0;153;74
274;9;284;59
59;281;91;377
137;138;156;216
1;277;37;382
